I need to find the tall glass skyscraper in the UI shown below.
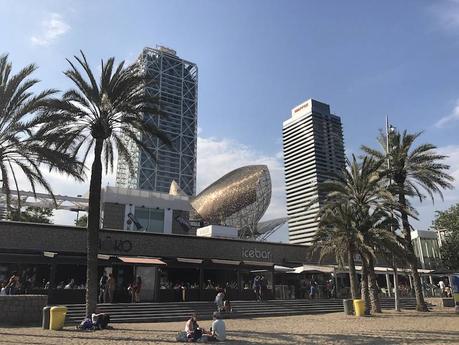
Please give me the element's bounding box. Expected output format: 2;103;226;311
116;46;198;196
282;99;345;245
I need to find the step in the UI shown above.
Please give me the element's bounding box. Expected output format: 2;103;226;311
64;298;420;324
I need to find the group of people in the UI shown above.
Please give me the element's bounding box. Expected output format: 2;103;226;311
438;279;453;297
183;312;226;342
98;272;142;303
77;308;111;331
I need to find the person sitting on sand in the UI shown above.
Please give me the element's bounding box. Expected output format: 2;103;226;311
185;313;203;342
206;312;226;342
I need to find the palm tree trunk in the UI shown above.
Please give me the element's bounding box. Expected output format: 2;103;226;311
0;164;12;218
368;256;382;313
9;163;21;219
398;192;428;312
347;250;358;299
360;255;371;315
85;139;104;317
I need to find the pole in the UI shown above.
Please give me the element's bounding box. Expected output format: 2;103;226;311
386;115;401;311
385;272;392;297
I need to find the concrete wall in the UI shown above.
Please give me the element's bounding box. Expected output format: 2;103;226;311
103;203;125;230
0;295;48;325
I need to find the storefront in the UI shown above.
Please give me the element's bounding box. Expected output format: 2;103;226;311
0;221;312;304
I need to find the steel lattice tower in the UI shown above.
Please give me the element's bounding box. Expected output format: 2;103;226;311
116;46;198;196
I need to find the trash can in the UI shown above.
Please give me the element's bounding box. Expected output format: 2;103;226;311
49;306;67;330
42;306;51;329
343;299;353;315
353;299;365;317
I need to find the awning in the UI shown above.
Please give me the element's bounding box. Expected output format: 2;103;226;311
177;258;203;264
118;256;166;265
212;259;241;265
274;265;295;272
293;265;335;274
97;254;111;260
243;261;274;267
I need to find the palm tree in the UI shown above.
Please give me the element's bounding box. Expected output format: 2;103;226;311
362;130;454;311
313;203;359;299
37;51;169;316
0;54;83;216
356;207;406;313
310;155;402;312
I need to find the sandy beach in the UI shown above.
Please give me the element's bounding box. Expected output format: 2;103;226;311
0;309;457;345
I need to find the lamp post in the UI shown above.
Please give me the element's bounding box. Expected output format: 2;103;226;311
386;116;400;312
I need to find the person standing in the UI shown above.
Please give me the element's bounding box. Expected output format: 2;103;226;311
99;272;107;303
5;272;20;295
438;279;446;297
215;289;225;312
105;273;116;303
133;276;142;303
260;276;267;301
253;276;261;301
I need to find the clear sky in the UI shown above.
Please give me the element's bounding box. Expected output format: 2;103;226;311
1;0;459;239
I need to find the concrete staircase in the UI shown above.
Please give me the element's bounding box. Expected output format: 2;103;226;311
64;298;419;324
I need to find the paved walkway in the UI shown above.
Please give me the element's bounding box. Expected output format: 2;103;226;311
0;309;457;344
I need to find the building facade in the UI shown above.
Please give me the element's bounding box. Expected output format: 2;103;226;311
282;99;345;245
411;230;442;270
116;46;198;196
102;186;193;235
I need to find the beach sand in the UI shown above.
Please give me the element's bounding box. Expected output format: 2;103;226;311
0;309;457;345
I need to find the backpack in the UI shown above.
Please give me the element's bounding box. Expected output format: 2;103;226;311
99;314;110;329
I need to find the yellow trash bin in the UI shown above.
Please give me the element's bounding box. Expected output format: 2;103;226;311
49;306;67;330
353;299;365;317
453;293;459;303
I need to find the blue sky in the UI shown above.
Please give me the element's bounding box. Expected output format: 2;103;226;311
2;0;459;238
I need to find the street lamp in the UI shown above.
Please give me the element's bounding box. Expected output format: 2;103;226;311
386;116;400;312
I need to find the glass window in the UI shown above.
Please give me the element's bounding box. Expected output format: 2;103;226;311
134;207;164;233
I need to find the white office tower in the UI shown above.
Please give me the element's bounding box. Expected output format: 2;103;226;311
282;99;345;245
116;46;198;196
